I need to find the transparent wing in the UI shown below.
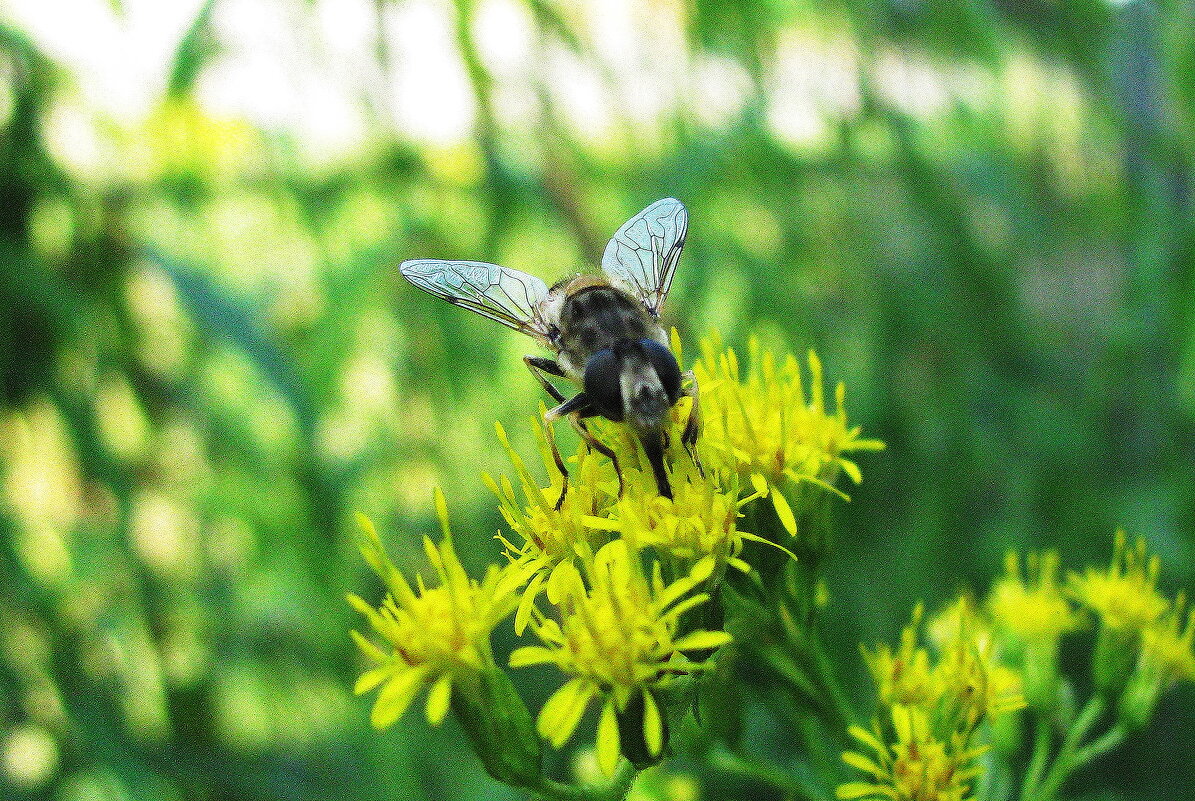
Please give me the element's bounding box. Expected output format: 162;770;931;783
399;259;552;341
600;198;688;316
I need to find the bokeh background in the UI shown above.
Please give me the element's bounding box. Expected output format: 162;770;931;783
1;0;1193;798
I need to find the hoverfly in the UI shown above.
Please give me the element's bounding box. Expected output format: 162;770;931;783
400;197;698;505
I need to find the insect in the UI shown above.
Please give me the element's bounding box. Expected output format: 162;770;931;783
399;197;699;505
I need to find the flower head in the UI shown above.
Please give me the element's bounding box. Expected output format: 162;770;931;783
348;497;518;729
692;333;883;536
599;448;778;580
846;601;1022;801
838;705;988;801
984;550;1082;708
989;550;1082;645
694;333;883;486
1138;593;1195;687
928;598;1026;730
510;539;731;776
490;410;777;633
863;603;936;710
1068;531;1168;633
487;421;619;631
1119;592;1195;728
869;601;1023;734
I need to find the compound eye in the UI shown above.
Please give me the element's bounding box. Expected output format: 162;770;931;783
584;348;624;421
640;339;681;403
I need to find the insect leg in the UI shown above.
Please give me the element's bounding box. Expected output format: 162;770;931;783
569;414;625;498
680;370;703;476
524;355;568;404
544;392;590;510
639;430;673;500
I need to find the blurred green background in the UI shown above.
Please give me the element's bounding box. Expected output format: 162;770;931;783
1;0;1192;798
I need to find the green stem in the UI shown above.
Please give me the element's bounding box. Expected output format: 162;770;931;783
808;633;855;734
708;749;825;801
1031;695;1106;801
1020;714;1052;801
1068;725;1128;771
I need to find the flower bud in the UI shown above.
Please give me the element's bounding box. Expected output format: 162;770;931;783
450;667;543;788
1117;671;1162;731
1092;625;1138;698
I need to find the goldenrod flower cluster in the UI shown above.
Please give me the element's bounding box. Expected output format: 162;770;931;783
839;705;990;801
1068;531;1168;634
1066;532;1195;726
989;550;1083;645
842;600;1024;801
345;321;1195;800
842;533;1195;801
348;331;878;787
485;333;862;774
987;549;1083;705
983;533;1193;722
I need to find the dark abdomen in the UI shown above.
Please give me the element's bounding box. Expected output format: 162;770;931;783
560;286;653;356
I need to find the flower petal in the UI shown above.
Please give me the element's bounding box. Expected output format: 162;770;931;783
751;473;769;496
538;678;595;748
425;674;453;725
836;781;888;799
642;690;663;757
673;630;733;652
842;750;883;777
597;698;621;777
770;484;797;536
509;646;559;668
350;629;387;664
371;667;428;729
515;571;546;635
847;725;886;756
354;664;391;695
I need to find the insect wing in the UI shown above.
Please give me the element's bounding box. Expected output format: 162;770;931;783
600;197;688;316
400;259;552;341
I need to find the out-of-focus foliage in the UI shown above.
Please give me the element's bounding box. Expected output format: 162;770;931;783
0;0;1191;798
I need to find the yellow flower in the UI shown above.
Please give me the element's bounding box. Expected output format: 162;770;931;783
486;422;620;632
989;550;1082;645
838;705;989;801
865;600;1023;741
848;600;1018;801
490;414;782;633
510;540;731;777
693;332;883;535
347;497;519;729
986;550;1082;708
1119;592;1195;728
929;598;1026;730
594;452;783;581
863;604;936;710
1138;593;1195;688
1067;531;1168;633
